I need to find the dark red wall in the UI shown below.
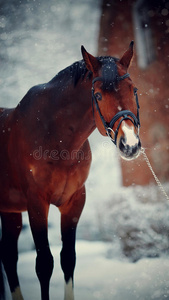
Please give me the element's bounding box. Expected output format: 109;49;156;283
98;0;169;186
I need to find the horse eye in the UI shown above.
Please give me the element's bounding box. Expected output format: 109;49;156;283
95;92;102;101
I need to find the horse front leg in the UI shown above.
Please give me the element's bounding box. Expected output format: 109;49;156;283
28;197;53;300
1;212;24;300
59;186;86;300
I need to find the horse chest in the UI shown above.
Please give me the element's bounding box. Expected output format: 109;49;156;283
52;161;90;205
30;158;91;206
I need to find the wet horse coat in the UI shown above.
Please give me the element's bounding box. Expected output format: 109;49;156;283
0;43;141;300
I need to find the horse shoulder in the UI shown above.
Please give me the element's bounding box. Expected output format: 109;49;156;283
0;108;28;212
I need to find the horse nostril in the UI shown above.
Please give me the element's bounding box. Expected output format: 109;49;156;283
131;144;140;155
119;137;126;152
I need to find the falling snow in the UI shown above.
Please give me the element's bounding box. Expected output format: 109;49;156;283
1;1;169;299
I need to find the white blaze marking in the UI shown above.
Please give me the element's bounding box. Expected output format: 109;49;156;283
122;122;138;147
64;279;74;300
12;286;24;300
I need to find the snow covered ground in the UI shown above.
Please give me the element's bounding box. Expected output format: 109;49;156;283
4;241;169;300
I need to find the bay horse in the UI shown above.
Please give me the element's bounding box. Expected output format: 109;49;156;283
0;42;141;300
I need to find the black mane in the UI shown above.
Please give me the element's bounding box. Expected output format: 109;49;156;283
17;56;119;113
50;56;119;91
49;59;91;87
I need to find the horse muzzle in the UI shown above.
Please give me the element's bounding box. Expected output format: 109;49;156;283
117;133;141;160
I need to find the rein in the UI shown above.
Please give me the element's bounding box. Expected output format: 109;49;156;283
92;73;140;145
141;147;169;201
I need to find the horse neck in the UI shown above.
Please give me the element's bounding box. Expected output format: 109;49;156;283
69;80;96;148
50;78;96;150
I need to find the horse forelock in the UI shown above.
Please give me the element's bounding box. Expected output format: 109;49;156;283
98;56;119;92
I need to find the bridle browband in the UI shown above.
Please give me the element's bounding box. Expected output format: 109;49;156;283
92;73;140;145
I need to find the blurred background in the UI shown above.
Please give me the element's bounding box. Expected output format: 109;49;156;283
0;0;169;264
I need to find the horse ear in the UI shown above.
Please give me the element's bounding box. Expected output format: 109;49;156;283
81;45;100;74
119;41;134;70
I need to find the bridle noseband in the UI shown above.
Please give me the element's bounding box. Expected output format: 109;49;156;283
92;73;140;145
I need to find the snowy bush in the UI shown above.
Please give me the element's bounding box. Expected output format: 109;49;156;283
95;185;169;261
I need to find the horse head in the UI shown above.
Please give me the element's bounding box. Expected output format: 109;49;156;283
81;42;141;160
